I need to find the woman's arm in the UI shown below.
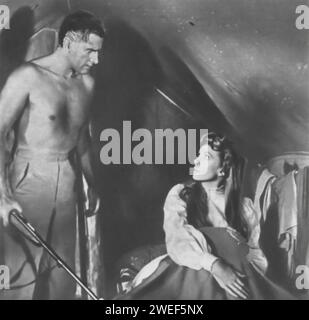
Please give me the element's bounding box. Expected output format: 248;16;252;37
163;184;219;271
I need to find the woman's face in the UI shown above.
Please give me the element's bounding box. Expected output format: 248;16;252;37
192;144;223;181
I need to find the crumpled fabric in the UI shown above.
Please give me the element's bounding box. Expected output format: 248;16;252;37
273;171;298;277
253;168;276;224
295;167;309;276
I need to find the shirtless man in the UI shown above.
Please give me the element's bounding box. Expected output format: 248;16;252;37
0;11;104;299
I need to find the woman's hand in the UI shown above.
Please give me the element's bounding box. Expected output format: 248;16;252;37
211;259;250;299
226;227;244;244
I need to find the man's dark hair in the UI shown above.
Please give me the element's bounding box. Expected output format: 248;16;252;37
58;10;105;46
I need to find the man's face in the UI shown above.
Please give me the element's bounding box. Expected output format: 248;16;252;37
192;145;223;181
68;33;103;74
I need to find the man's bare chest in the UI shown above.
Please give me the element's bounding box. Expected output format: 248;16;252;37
28;78;90;128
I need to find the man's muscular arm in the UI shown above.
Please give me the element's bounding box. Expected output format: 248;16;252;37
77;124;95;187
77;123;100;216
76;75;100;216
0;65;33;225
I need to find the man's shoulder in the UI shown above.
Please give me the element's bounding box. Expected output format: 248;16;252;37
8;63;40;84
81;74;95;93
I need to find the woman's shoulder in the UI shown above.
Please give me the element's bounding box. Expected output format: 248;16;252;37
167;179;198;196
167;183;186;196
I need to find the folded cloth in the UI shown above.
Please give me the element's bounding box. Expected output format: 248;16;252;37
273;171;298;279
253;168;276;223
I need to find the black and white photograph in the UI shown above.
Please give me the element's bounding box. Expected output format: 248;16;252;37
0;0;309;306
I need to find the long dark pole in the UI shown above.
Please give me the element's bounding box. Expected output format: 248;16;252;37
9;209;100;300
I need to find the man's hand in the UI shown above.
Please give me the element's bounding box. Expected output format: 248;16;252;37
0;193;22;226
211;259;250;300
85;188;100;217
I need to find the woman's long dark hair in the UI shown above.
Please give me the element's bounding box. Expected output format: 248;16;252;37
179;132;249;240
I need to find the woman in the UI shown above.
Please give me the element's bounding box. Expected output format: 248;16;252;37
117;132;294;300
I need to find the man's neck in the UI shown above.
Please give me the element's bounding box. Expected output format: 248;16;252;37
47;47;75;79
